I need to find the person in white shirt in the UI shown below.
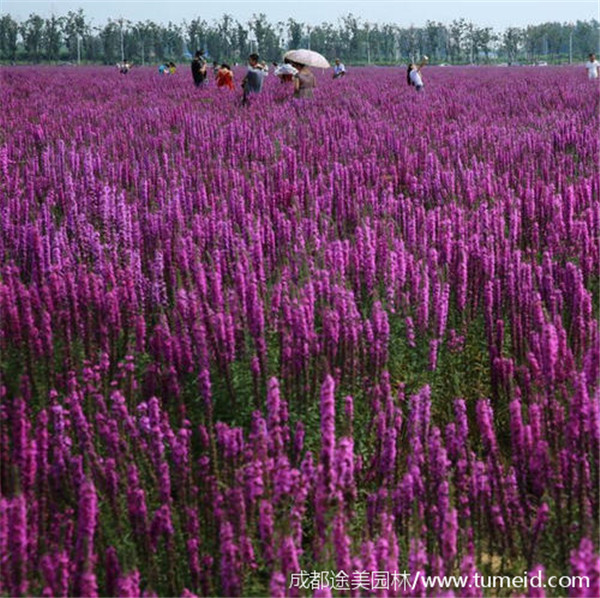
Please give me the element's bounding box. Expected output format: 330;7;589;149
333;59;346;79
407;63;423;91
406;56;428;92
585;53;599;79
274;61;298;82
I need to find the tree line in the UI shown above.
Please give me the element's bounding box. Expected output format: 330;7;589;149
1;10;598;65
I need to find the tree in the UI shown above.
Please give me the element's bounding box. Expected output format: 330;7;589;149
425;20;447;62
186;18;207;54
287;18;303;49
340;14;361;60
116;18;132;62
538;22;565;61
233;21;249;60
249;13;280;60
275;21;286;51
43;15;63;61
448;18;468;63
502;27;523;64
401;26;420;62
523;24;543;62
307;22;337;58
378;24;399;62
100;20;120;64
469;25;495;63
215;14;234;59
573;19;600;59
21;13;45;62
62;9;88;62
0;14;19;61
132;21;157;65
2;10;599;66
161;21;182;59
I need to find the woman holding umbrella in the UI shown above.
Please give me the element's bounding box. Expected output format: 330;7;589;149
284;49;330;100
292;62;316;99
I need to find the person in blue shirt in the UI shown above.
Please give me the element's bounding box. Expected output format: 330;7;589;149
241;53;267;105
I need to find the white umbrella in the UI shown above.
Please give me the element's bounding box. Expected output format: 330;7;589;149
284;49;330;69
274;63;298;76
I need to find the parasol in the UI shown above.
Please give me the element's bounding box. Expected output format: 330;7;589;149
283;49;330;69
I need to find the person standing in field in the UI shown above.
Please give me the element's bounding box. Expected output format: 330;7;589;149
216;64;235;90
241;53;266;105
585;53;599;79
191;50;207;86
333;58;346;79
407;56;428;92
292;62;316;99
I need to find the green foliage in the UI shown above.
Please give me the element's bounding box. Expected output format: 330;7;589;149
1;10;598;65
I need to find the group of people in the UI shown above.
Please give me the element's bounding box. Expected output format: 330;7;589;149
118;51;598;90
191;51;236;90
158;61;177;75
116;60;132;74
191;49;335;103
190;49;436;103
242;53;320;102
178;49;599;103
191;49;430;103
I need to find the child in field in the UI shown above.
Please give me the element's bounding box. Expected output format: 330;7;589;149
274;59;297;83
216;64;234;90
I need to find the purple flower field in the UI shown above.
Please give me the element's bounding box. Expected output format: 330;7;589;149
0;65;599;597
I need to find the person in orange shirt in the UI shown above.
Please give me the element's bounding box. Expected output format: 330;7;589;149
216;64;234;90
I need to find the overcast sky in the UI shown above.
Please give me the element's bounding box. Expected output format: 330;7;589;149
3;0;598;29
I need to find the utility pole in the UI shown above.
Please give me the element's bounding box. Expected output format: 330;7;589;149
77;35;81;64
307;26;312;50
248;32;257;55
568;22;573;64
468;23;474;64
119;17;125;62
366;24;371;64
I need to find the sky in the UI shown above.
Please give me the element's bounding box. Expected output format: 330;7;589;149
3;0;599;29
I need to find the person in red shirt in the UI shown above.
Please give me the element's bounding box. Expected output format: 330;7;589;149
216;64;234;90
